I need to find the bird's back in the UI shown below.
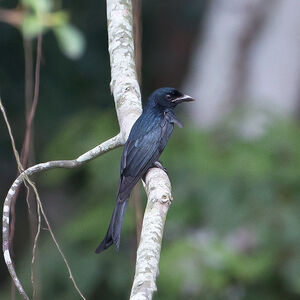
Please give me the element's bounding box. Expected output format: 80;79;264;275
118;106;174;199
95;87;193;253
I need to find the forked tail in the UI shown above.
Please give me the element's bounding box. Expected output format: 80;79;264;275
95;198;128;254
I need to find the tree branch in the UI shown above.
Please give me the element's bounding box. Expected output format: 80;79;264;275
130;169;172;299
106;0;142;139
106;0;174;298
2;129;122;299
2;0;173;299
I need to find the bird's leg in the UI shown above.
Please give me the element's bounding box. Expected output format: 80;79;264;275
153;161;168;174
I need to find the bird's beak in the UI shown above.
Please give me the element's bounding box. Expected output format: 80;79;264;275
172;94;195;104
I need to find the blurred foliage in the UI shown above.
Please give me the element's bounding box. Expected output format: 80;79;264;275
3;112;300;299
21;0;86;59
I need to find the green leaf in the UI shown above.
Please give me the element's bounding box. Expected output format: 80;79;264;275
22;15;45;37
22;0;52;13
54;24;86;59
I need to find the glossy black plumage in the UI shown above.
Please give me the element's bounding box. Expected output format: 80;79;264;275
95;87;194;253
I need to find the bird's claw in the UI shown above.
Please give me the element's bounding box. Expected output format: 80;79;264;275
153;161;168;174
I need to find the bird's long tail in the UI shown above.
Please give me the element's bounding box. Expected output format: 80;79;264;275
95;197;128;254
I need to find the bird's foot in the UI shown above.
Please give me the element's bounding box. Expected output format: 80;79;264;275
142;161;168;182
153;161;168;174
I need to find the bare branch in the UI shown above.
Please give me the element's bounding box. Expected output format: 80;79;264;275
106;0;174;299
106;0;142;139
21;34;43;166
30;191;41;299
1;126;122;299
29;181;86;300
130;169;172;300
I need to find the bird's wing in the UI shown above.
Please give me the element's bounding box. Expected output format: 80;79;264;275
118;124;169;200
122;124;162;177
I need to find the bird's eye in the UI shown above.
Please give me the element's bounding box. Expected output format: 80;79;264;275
166;94;171;100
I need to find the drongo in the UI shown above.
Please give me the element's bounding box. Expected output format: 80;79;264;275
95;87;194;253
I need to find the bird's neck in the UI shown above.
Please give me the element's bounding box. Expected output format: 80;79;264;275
144;100;174;115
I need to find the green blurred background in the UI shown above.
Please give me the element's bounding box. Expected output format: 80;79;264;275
1;0;300;299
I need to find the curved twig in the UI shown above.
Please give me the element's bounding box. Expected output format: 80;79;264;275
2;133;122;299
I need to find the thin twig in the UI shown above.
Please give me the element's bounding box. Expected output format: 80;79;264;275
1;136;122;299
1;98;29;300
0;100;23;170
29;182;86;300
2;135;122;299
22;35;40;299
1;98;120;299
9;35;41;300
24;38;34;117
30;198;41;300
21;35;42;166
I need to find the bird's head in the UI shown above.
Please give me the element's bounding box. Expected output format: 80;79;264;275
151;87;194;109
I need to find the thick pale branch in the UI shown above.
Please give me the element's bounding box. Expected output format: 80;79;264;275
130;169;172;300
106;0;142;139
106;1;174;299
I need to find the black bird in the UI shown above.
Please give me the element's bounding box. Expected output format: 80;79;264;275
95;87;194;253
